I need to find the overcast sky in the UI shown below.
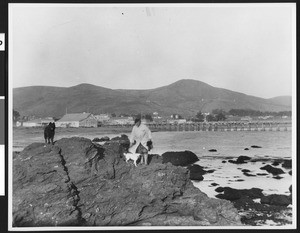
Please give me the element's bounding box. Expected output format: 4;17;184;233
10;3;295;98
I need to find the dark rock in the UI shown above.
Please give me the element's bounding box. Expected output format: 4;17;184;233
208;149;217;152
186;164;205;181
241;169;250;173
162;151;199;166
206;169;215;173
282;159;292;169
289;185;292;193
261;194;292;206
92;136;110;142
92;137;101;142
109;134;130;151
228;156;251;164
256;173;268;176
216;187;264;201
288;170;292;175
243;172;256;177
13;137;242;227
273;176;283;180
210;183;219;186
232;196;255;210
272;161;280;166
148;154;163;164
251;145;262;148
244;148;249;151
260;165;285;175
236;156;251;163
222;161;227;163
215;187;224;193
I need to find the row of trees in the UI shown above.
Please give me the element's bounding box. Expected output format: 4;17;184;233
227;109;292;117
190;111;226;122
190;108;291;123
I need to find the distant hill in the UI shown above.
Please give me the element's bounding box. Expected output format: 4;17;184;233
13;79;292;118
267;96;292;107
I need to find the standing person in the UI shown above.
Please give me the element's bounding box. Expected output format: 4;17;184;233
129;118;152;165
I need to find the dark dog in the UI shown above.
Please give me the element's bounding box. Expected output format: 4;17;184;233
44;122;55;144
147;140;153;151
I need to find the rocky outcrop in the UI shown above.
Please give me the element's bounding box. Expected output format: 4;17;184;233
216;187;264;201
282;159;292;169
260;165;285;176
108;134;131;151
260;194;292;207
13;137;241;227
162;151;199;166
228;156;251;164
92;136;110;142
215;186;293;225
186;164;204;181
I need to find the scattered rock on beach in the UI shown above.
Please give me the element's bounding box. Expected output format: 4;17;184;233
256;173;268;176
216;187;264;201
215;187;224;193
244;148;249;150
261;194;292;206
208;149;217;152
236;179;245;182
243;172;256;177
162;151;199;166
282;159;292;169
210;183;219;186
186;164;215;181
260;165;285;176
186;164;205;181
251;145;262;148
272;161;280;166
273;176;284;180
241;169;250;173
13;137;241;227
288;170;292;176
228;156;251;164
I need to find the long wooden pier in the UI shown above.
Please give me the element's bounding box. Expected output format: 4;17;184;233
147;121;292;132
106;121;292;132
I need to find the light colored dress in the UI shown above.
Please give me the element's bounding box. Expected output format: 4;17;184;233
128;123;152;153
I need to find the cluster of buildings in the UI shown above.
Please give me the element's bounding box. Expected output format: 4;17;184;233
16;112;137;128
16;111;191;128
16;111;289;128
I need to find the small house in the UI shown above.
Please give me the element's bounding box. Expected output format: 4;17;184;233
56;112;97;128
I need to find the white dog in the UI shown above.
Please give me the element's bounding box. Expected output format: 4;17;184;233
123;152;141;166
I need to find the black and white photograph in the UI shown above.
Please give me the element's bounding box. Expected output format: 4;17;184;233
8;3;296;230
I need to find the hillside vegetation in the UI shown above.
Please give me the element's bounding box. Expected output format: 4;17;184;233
13;79;291;118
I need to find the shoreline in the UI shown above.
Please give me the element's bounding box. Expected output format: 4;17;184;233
12;128;293;226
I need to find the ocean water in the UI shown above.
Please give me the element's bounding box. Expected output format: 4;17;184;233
149;131;293;198
150;131;292;159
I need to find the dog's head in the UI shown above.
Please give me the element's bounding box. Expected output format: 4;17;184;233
48;122;56;131
147;140;153;151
